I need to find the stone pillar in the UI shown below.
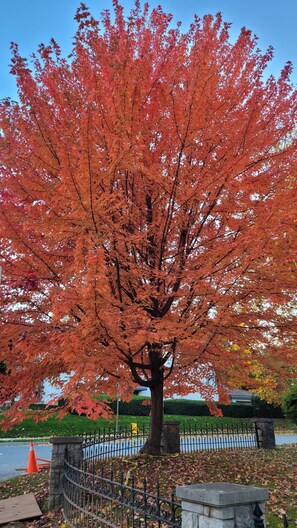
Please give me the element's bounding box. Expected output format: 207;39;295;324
162;421;180;453
176;482;269;528
253;418;276;449
48;436;83;511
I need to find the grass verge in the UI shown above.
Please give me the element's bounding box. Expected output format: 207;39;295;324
1;412;296;439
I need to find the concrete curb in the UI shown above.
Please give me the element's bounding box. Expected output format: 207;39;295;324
0;437;50;443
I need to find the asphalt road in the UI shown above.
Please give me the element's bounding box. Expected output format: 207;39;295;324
0;442;52;481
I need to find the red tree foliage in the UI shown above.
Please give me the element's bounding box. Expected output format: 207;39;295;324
0;2;296;452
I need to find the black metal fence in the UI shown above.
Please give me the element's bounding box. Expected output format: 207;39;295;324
82;421;257;462
63;453;182;528
83;424;149;461
180;422;257;452
63;422;258;528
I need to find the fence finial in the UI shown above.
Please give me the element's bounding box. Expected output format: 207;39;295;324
253;501;264;528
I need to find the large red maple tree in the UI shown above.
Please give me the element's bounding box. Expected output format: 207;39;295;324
0;3;296;453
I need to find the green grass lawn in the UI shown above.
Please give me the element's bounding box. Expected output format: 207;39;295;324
0;411;296;439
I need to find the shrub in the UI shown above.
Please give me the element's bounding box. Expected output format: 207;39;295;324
282;382;297;423
29;395;283;419
107;398;252;418
110;396;283;418
164;400;209;416
219;404;255;418
109;398;151;416
251;396;284;419
164;400;255;418
29;403;59;410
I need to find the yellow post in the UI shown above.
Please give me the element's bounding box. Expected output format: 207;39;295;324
131;422;138;435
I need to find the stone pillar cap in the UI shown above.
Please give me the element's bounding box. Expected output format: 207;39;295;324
252;418;274;422
50;436;83;444
176;482;269;507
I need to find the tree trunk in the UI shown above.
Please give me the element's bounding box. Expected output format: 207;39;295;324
140;379;164;455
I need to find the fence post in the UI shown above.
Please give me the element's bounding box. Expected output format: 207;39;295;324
176;482;269;528
48;436;83;511
253;418;276;449
162;421;180;453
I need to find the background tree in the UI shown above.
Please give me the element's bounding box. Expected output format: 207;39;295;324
0;2;296;453
282;382;297;424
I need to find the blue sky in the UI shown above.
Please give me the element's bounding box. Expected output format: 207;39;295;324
1;0;296;101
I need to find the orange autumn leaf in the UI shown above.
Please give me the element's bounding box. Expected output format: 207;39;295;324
0;3;296;452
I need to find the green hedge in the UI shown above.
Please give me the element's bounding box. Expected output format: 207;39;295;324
110;396;284;419
109;399;150;416
164;400;254;417
29;403;58;410
163;400;257;417
251;396;284;419
29;395;284;419
29;399;66;411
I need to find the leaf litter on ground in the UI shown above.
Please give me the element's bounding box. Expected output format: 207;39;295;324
95;446;297;524
0;446;296;527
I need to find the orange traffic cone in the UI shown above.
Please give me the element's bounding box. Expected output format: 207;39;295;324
27;441;39;474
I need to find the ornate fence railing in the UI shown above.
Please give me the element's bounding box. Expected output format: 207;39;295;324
180;422;257;452
63;422;258;528
63;453;182;528
82;421;257;462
